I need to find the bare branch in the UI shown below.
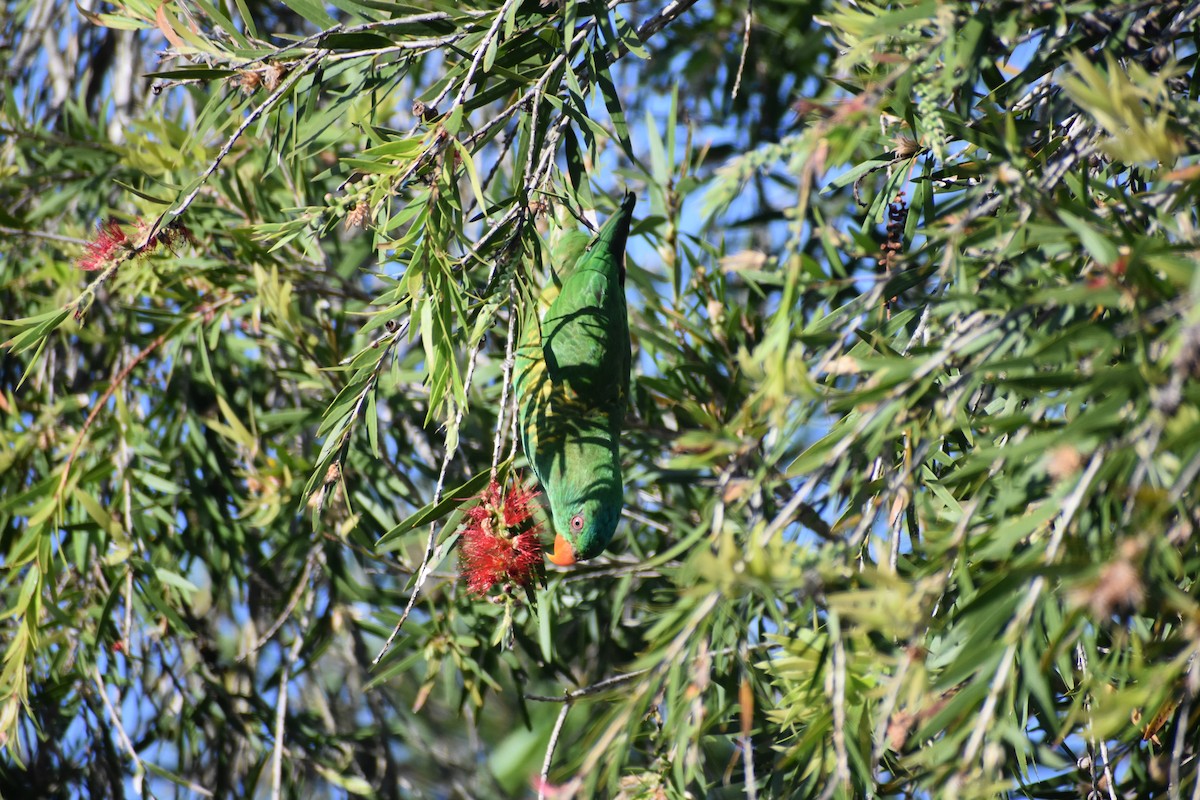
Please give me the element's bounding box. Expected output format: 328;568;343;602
0;225;90;245
271;585;316;800
92;666;215;798
537;703;572;800
731;0;753;101
56;331;169;499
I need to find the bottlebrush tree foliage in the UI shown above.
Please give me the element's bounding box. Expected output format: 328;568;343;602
3;0;1200;797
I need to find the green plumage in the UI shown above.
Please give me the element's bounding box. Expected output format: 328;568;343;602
514;194;635;563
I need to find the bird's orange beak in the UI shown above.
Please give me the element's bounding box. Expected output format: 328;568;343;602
547;533;577;566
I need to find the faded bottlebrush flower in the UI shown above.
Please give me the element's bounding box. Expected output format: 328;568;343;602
77;219;128;270
891;134;921;159
263;63;286;92
132;218;195;255
1075;556;1144;619
411;98;438;122
886;709;916;751
1045;445;1082;481
148;219;196;252
236;70;261;94
459;480;543;595
344;201;369;231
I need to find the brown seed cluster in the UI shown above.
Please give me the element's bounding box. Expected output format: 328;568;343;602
234;63;287;95
411;99;439;123
344;201;369;231
878;193;908;271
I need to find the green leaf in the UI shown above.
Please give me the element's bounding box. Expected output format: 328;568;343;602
314;765;375;796
452;139;488;222
1057;208;1119;265
281;0;336;28
143;68;238;80
154;567;200;595
593;57;633;158
2;307;71;354
112;179;172;205
365;388;380;458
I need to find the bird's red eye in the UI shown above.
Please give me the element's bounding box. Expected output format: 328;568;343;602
570;514;584;532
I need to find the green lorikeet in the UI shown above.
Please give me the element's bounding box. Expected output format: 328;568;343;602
514;193;636;565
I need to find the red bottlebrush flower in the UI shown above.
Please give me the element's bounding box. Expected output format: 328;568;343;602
458;480;544;595
77;219;129;270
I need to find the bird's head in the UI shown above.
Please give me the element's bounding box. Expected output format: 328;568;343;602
545;491;621;566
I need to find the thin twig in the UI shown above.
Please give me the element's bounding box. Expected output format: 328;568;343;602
731;0;752;101
318;323;407;502
491;282;519;478
1077;643;1119;800
635;0;701;42
622;506;670;533
538;703;571;800
238;549;318;663
1169;653;1199;800
122;566;133;652
322;38;466;61
559;563;664;583
508;390;522;464
91;666;146;796
525;667;652;703
453;0;521;109
817;612;850;800
54;295;235;494
270;585;315;800
56;332;168;499
870;646;914;779
525;642;771;703
1192;689;1200;800
373;529;437;662
92;666;215;797
1096;718;1118;799
711;465;731;537
739;645;758;800
0;225;90;245
336;319;409;366
170;12;467;73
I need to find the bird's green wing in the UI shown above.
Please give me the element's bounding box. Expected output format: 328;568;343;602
539;194;634;411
